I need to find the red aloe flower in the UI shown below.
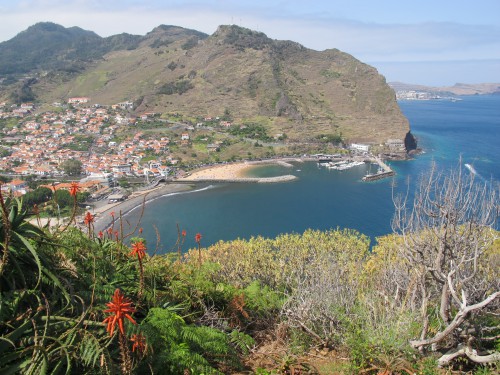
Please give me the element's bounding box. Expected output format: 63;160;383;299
130;333;147;354
110;211;115;217
139;227;143;234
107;227;113;235
83;211;94;225
98;231;104;239
181;229;186;237
69;182;80;197
129;240;147;260
103;289;136;336
195;233;203;267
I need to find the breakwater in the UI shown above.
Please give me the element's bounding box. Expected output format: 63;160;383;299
362;156;395;182
178;175;298;183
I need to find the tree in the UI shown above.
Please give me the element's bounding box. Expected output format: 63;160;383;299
22;186;53;208
60;159;82;176
392;162;500;366
117;177;130;188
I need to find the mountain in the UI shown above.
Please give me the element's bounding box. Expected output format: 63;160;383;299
0;22;206;76
389;81;500;96
0;23;409;144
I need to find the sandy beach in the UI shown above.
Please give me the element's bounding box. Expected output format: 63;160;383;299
179;159;301;183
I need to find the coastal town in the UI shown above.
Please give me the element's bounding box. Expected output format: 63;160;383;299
0;96;406;224
394;90;461;101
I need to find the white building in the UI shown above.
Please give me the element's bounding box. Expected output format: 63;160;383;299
386;139;405;151
111;164;132;174
350;143;370;152
68;97;90;104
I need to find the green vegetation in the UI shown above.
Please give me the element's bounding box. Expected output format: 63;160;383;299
320;69;342;79
181;37;199;50
229;123;273;142
64;135;94;151
9;79;36;104
157;79;194;95
0;164;497;374
0;118;20;130
59;158;83;176
315;133;344;144
0;22;142;76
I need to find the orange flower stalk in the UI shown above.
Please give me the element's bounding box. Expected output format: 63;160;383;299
182;229;186;237
130;333;147;354
129;240;147;298
103;289;136;336
84;211;94;225
83;211;94;237
129;240;147;260
58;181;80;234
69;182;80;197
195;233;202;267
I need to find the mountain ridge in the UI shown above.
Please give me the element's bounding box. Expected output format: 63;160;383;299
0;22;409;144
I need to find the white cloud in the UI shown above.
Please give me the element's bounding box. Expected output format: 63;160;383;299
1;0;499;84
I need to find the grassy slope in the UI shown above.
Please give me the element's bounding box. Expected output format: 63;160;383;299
35;25;409;144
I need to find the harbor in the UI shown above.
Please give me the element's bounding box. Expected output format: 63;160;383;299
317;155;395;181
362;157;395;181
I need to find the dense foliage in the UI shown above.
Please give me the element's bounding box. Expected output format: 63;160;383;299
157;80;195;95
0;163;498;374
0;22;142;76
229;123;274;142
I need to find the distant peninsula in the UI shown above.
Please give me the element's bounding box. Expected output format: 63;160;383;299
389;81;500;99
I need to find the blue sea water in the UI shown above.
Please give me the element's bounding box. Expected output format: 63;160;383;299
128;95;500;252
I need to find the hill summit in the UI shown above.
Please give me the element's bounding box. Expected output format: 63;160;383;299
0;23;409;144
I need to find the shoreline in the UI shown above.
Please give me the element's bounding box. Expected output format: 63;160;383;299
178;157;304;183
31;158;306;233
91;183;194;233
92;158;305;232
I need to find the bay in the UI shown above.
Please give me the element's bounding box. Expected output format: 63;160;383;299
129;95;500;252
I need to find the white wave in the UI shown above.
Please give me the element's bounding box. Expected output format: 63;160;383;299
464;163;477;175
125;185;217;215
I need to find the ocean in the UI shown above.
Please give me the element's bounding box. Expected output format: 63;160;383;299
128;95;500;252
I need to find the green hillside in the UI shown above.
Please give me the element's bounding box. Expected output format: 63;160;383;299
0;23;408;144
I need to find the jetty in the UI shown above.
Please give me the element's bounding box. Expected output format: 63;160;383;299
177;175;298;183
362;156;395;182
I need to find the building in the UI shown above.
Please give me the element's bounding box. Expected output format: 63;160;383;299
386;139;405;151
111;164;132;174
68;97;90;105
350;143;370;152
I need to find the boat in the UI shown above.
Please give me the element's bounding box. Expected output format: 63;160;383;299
324;160;365;170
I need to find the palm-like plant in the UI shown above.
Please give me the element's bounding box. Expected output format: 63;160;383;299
0;194;123;374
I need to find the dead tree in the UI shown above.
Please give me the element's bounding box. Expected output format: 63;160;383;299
392;161;500;366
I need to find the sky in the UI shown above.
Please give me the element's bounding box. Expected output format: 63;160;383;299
1;0;499;86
